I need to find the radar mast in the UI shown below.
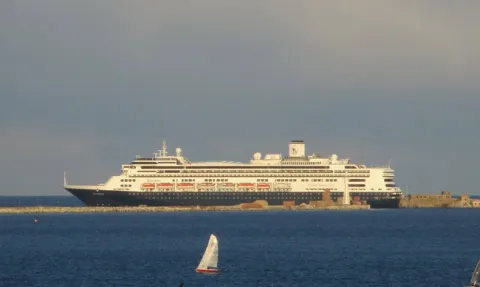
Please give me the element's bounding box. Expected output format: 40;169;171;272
162;140;167;157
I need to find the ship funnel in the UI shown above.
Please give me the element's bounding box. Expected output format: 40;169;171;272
288;140;305;157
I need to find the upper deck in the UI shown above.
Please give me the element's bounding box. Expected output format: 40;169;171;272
123;140;392;172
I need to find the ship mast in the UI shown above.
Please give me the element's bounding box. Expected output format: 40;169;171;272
162;140;167;157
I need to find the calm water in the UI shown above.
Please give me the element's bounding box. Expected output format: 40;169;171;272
0;208;479;287
0;196;83;207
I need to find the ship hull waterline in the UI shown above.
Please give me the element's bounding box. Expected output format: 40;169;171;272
65;188;401;209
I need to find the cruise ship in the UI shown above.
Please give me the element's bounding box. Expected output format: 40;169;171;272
64;140;403;208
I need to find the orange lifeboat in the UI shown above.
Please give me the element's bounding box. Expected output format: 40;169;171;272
238;183;255;187
141;183;155;189
177;183;195;190
257;183;271;189
157;183;174;187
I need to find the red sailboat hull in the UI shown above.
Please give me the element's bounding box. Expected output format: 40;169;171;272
196;268;220;274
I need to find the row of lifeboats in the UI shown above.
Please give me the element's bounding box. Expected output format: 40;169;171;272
140;182;280;190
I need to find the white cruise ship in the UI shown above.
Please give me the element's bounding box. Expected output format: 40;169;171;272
64;140;403;208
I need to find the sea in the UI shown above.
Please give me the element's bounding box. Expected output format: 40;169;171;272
0;196;479;287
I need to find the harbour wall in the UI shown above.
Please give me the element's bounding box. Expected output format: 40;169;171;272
399;191;480;208
0;189;371;213
0;203;369;214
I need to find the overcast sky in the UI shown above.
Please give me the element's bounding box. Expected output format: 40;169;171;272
1;1;479;196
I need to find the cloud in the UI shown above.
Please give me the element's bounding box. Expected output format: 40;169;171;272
261;1;479;96
2;1;479;106
0;1;479;195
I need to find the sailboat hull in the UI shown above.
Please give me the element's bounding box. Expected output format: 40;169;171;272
196;268;220;274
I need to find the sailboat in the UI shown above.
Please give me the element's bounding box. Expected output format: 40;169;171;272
196;234;220;274
466;259;480;287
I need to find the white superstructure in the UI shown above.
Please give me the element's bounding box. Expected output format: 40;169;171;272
74;140;401;197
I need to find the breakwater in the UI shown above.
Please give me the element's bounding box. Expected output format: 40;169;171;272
399;190;480;208
0;204;369;214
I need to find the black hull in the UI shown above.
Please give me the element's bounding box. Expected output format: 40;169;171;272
66;188;401;209
366;198;401;209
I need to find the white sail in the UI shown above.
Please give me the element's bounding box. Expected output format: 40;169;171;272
197;234;219;270
470;259;480;286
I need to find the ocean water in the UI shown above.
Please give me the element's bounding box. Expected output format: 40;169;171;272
0;196;83;207
0;208;479;287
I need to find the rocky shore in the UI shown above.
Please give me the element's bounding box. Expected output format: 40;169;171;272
0;204;369;214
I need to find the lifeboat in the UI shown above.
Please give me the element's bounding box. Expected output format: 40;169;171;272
141;183;155;189
177;183;195;189
198;183;215;187
238;183;255;187
257;183;271;189
177;183;194;187
237;183;255;190
218;183;235;187
156;183;174;190
157;183;174;187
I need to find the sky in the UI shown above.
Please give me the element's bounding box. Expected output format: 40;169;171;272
0;1;479;196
